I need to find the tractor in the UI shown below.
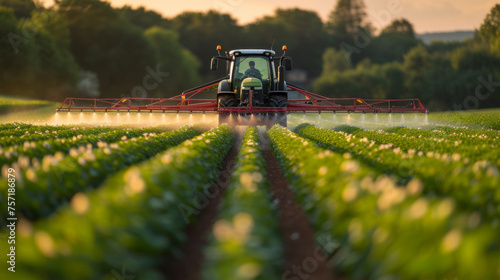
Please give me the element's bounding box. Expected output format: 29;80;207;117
210;46;292;127
57;45;428;125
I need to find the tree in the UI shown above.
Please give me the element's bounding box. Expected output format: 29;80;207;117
118;5;170;30
28;10;79;99
0;0;36;18
0;6;39;96
450;44;500;71
0;6;79;99
403;44;429;74
427;41;462;54
368;31;420;64
172;10;243;79
246;8;328;77
326;0;373;65
479;4;500;52
381;18;415;38
319;48;352;75
403;44;430;99
56;0;157;97
327;0;369;37
380;62;405;99
313;63;387;99
144;27;200;96
245;16;296;50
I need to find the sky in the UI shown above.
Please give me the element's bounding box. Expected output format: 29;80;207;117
39;0;498;33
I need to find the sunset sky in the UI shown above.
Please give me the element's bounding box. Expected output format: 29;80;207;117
39;0;497;33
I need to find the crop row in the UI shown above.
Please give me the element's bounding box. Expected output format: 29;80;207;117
0;126;200;225
0;122;35;131
428;111;500;130
334;125;499;166
0;125;234;280
295;124;500;220
267;125;500;279
0;125;96;138
0;126;167;167
202;127;282;280
387;126;500;142
0;126;115;147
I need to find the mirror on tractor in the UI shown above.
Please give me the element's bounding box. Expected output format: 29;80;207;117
210;57;219;71
283;58;292;71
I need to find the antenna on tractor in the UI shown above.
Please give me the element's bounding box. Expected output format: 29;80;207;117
217;45;222;56
270;38;276;51
282;45;287;56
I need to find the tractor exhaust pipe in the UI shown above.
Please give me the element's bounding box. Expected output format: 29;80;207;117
278;45;292;91
278;65;285;91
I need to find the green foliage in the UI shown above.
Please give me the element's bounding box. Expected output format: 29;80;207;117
203;127;282;280
479;4;500;52
368;32;420;64
0;126;200;224
320;48;352;74
268;9;328;77
450;44;500;70
28;10;79;98
172;11;243;77
57;0;157;97
427;41;463;54
0;0;36;18
296;124;500;217
326;0;369;38
118;5;170;30
1;0;499;110
0;124;110;147
0;126;166;167
429;109;500;130
0;125;233;280
269;125;500;279
0;6;79;99
0;6;39;95
403;44;430;73
144;27;200;95
381;18;415;38
0;96;54;113
313;62;402;99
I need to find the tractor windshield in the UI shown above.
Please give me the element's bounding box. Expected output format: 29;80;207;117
233;56;270;92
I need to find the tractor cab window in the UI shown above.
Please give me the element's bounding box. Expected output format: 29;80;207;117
234;56;269;80
233;56;270;91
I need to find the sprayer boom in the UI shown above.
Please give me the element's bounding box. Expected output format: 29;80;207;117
57;47;428;127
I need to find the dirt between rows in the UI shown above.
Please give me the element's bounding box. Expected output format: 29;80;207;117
162;127;334;280
259;129;334;280
160;128;243;280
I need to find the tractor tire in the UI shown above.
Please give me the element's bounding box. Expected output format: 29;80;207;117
218;94;237;108
269;95;287;108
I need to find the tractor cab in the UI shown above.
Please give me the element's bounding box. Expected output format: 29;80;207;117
211;46;292;109
231;50;275;106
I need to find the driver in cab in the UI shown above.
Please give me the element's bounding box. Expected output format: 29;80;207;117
242;61;262;80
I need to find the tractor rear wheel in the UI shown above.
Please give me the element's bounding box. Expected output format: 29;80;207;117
269;95;287;107
218;94;237;108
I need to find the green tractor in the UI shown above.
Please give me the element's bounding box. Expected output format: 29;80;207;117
210;46;292;127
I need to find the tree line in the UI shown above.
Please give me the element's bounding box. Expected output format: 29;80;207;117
0;0;499;110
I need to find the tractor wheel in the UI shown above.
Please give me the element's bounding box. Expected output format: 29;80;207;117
218;94;237;108
269;95;287;107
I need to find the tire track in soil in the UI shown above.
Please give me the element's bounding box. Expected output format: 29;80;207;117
160;128;243;280
259;129;334;280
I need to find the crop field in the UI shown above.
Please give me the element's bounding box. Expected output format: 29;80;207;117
0;110;499;280
0;96;56;115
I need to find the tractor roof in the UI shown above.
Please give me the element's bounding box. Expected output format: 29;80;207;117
229;49;276;56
